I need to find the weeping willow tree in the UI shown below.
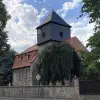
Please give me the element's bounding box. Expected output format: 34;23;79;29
37;43;81;85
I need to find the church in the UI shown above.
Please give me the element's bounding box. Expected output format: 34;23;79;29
13;11;87;86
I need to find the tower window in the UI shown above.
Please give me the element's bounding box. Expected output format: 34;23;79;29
42;32;45;37
60;32;63;37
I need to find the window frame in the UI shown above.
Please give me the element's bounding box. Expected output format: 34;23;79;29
60;32;63;37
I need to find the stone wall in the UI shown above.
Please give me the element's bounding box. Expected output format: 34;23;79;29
0;84;100;100
13;67;32;86
0;86;78;98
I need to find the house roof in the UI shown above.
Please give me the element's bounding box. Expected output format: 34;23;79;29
19;45;38;55
13;37;87;69
65;36;87;51
13;45;38;69
36;10;71;29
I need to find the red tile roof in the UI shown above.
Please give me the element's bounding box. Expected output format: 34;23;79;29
19;45;38;55
65;36;87;51
13;48;38;69
13;37;87;69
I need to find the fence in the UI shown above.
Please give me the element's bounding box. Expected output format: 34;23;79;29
79;80;100;95
0;86;79;98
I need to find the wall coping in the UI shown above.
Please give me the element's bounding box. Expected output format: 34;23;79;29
0;85;74;88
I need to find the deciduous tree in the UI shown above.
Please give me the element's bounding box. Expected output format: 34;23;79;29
37;43;81;85
0;0;10;56
0;50;16;85
79;0;100;79
81;0;100;31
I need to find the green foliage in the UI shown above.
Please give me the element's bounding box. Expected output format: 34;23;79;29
79;48;100;80
0;50;16;85
79;0;100;80
86;31;100;79
38;43;81;85
0;0;10;56
0;0;15;86
81;0;100;31
87;31;100;49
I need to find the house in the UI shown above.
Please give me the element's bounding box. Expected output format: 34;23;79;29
13;10;87;86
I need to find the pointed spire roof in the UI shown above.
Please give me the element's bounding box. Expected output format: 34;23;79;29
36;11;71;29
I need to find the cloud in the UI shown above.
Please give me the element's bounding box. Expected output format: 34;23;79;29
3;0;48;53
70;17;94;46
38;8;48;20
3;0;23;11
43;0;46;3
57;0;82;18
3;0;93;53
3;0;40;52
33;0;46;4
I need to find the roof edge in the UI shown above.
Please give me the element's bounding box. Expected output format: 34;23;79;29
37;39;61;46
12;65;30;70
36;21;71;29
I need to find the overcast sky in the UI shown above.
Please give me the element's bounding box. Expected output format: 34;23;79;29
3;0;94;53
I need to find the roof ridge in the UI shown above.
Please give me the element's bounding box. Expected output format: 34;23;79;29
41;10;53;25
19;44;38;55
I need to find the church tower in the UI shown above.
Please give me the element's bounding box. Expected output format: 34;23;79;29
36;10;71;45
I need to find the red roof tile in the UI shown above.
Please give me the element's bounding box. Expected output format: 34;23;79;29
65;36;87;51
13;46;38;69
19;45;38;54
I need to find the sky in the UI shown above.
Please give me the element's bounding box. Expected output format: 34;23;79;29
3;0;94;53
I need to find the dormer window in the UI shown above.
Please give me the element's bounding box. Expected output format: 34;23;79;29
42;32;45;37
27;54;30;60
18;56;22;61
60;32;63;37
25;53;30;60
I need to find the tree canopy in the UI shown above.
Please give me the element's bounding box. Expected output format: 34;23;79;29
37;43;81;85
0;1;16;85
0;0;10;56
80;0;100;79
0;50;16;86
84;31;100;80
81;0;100;31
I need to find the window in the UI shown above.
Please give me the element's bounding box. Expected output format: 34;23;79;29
42;32;45;37
27;54;30;60
25;53;30;60
60;32;63;37
18;56;22;61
